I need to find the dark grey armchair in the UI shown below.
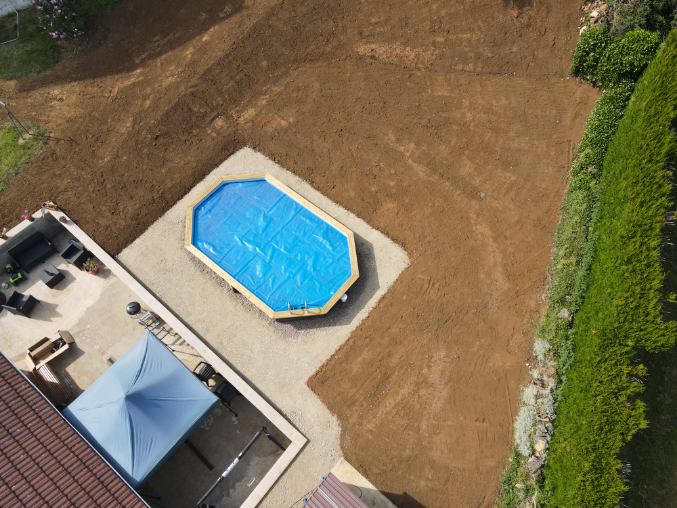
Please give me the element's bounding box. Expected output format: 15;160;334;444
61;239;89;268
2;291;38;317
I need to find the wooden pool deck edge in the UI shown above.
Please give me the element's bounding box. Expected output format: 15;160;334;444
184;174;360;319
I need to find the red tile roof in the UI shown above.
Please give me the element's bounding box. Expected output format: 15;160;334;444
306;473;368;508
0;354;147;507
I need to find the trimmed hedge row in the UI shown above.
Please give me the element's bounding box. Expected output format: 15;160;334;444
544;30;677;507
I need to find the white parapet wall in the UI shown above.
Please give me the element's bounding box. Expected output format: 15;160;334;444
0;0;31;17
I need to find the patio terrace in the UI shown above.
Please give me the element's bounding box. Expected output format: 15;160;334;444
0;213;299;508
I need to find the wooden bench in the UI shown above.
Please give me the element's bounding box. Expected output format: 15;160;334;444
25;331;75;370
24;331;77;408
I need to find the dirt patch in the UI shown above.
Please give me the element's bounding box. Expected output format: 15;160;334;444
0;0;597;506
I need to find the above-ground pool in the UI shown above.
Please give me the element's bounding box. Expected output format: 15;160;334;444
185;175;359;318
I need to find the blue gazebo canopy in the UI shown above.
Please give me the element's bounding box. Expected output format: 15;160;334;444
63;331;218;488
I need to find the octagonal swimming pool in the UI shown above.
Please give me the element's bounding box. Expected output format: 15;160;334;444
185;175;359;318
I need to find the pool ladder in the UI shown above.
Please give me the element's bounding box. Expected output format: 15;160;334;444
287;294;348;315
287;302;321;316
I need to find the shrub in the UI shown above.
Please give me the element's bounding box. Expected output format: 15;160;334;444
571;27;611;83
34;0;84;40
545;30;677;507
605;0;675;37
596;28;661;87
33;0;116;40
573;82;635;168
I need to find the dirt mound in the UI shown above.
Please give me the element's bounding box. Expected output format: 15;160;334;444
0;0;597;506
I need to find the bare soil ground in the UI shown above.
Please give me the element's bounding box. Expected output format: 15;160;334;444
0;1;597;506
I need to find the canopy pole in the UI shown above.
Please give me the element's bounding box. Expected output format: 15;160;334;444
185;439;214;470
195;426;285;507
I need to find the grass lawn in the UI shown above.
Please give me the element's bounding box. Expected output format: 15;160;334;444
0;8;59;79
0;125;45;191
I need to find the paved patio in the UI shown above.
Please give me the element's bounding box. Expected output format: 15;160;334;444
119;148;409;507
0;225;142;391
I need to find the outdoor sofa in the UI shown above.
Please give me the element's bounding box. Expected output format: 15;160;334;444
7;231;56;272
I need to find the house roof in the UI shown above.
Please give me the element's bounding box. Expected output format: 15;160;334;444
0;354;147;507
306;473;368;508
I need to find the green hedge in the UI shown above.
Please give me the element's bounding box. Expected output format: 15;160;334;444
544;30;677;507
571;27;611;84
597;29;661;87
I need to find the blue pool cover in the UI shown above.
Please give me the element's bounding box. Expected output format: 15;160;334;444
190;178;355;312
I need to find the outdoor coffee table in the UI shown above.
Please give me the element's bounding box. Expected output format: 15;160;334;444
40;264;65;288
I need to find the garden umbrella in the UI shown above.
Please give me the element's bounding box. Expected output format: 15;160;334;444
63;331;218;487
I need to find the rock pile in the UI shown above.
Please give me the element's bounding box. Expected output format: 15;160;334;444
513;336;558;480
579;0;609;33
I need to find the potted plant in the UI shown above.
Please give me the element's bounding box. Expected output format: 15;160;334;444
83;258;99;275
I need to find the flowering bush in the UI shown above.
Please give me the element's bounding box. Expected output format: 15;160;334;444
33;0;84;40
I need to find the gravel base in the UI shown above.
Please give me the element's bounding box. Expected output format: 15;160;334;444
118;148;409;506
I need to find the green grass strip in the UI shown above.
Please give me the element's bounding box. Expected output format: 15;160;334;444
0;125;45;191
